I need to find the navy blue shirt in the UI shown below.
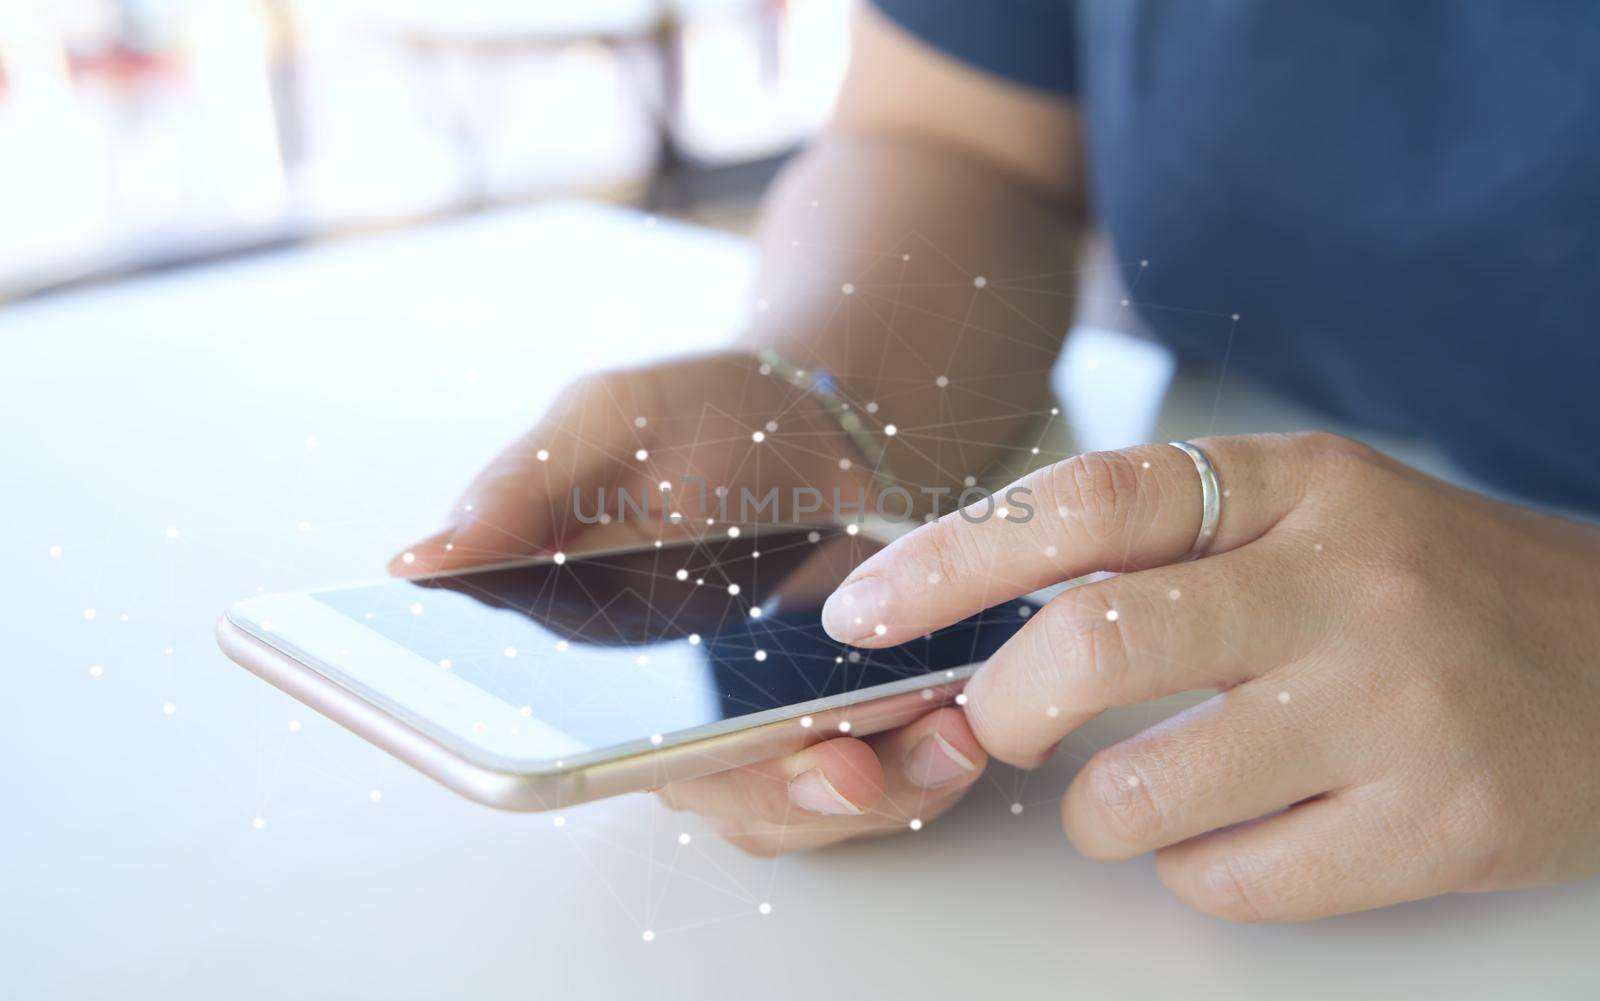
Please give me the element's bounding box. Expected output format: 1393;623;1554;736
875;0;1600;512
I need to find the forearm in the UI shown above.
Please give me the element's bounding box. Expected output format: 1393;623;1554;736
738;133;1083;499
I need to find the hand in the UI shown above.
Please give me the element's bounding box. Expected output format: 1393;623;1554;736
390;349;991;853
820;432;1600;920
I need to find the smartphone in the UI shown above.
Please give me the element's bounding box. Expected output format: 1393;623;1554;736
217;527;1034;811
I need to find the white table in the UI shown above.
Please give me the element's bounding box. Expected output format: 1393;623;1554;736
2;201;1595;1001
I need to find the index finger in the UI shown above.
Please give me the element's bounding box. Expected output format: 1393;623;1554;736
819;434;1314;647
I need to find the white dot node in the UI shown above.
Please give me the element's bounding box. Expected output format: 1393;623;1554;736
845;523;860;536
964;475;978;488
650;734;663;746
409;602;423;615
555;640;570;652
838;457;852;470
1121;299;1130;307
973;276;987;288
88;664;103;678
675;569;689;582
553;815;566;828
1105;609;1120;622
636;654;650;666
252;817;266;830
520;706;533;718
909;818;923;831
288;720;302;732
727;526;741;538
553;552;566;565
1044;545;1058;558
1011;803;1024;815
166;527;179;539
401;552;415;565
634;449;648;461
678;832;691;845
754;650;768;662
926;572;941;584
687;633;701;646
765;420;778;432
865;402;879;414
902;253;911;261
751;430;765;443
758;902;772;916
1313;543;1324;552
634;416;647;428
1046;706;1060;718
935;375;949;387
841;283;855;295
954;693;969;707
873;623;887;636
642;931;654;943
503;647;519;659
807;531;821;543
1127;776;1141;788
1278;691;1292;704
883;423;898;437
297;520;312;533
536;449;550;462
800;716;813;728
369;790;383;803
726;583;740;596
921;689;933;700
83;608;96;621
1168;589;1182;600
1232;313;1241;321
49;545;63;558
162;702;176;715
838;721;852;733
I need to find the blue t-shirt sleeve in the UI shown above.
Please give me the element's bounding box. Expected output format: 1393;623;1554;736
871;0;1078;95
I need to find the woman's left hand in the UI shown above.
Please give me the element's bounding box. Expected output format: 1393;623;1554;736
820;432;1600;921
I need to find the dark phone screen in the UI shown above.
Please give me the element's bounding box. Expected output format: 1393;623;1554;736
312;529;1032;748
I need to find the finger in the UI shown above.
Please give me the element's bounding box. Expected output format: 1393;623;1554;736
658;736;884;824
1155;785;1462;923
821;433;1318;647
1060;678;1346;861
962;536;1328;765
659;710;987;855
389;375;647;575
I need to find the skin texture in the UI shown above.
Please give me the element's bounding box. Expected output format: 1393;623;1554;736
821;433;1600;920
394;4;1600;919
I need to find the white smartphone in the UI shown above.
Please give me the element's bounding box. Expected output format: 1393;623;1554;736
217;527;1033;811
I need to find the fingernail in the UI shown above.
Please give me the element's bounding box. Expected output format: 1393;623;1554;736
788;769;862;815
903;732;977;789
820;576;892;643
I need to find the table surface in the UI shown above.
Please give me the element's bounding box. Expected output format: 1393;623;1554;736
3;201;1595;1001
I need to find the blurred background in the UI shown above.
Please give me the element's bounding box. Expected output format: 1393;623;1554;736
0;0;849;301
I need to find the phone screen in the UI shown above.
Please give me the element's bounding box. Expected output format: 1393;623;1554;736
303;529;1033;751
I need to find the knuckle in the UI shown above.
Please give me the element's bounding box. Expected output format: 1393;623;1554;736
921;518;990;584
1046;450;1143;544
1080;754;1165;852
1037;594;1132;709
1293;430;1375;466
1190;854;1277;923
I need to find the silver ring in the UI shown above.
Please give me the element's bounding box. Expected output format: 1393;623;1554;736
1168;441;1221;561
